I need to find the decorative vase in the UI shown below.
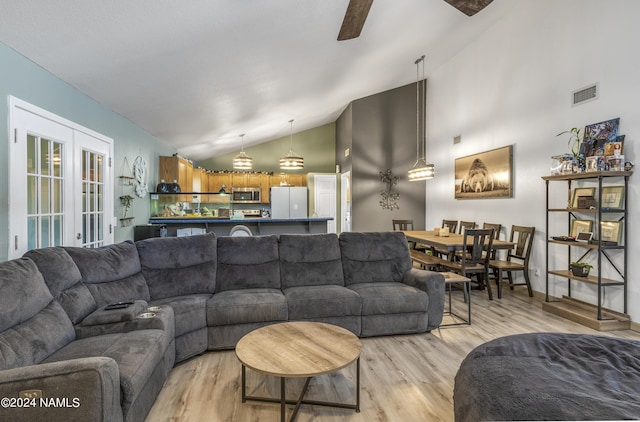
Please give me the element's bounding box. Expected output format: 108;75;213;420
169;180;181;193
156;179;169;193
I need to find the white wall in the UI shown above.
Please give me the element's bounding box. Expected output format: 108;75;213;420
426;0;640;322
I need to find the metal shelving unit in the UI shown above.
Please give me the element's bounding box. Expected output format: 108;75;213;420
542;171;631;330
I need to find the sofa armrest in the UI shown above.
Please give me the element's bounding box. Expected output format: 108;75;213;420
0;357;122;422
75;304;175;340
402;268;445;330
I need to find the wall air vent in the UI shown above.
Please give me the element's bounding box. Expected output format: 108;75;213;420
572;83;598;106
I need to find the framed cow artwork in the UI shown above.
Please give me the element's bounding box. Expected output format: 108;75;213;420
454;145;513;199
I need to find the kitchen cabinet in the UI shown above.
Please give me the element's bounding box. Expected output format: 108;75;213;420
208;173;232;193
270;173;307;187
541;171;631;330
159;156;193;192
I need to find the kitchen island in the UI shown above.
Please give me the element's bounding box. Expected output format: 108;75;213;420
143;217;333;238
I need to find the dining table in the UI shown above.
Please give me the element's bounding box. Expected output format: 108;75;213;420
402;230;515;260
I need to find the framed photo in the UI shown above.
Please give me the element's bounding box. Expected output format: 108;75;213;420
571;219;593;237
601;185;625;209
603;135;625;156
454;145;513;199
600;221;623;244
579;118;620;157
570;187;596;208
585;156;598;172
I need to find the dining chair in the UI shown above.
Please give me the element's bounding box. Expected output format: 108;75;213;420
489;225;535;299
442;219;458;233
392;219;414;231
482;222;502;259
441;228;495;300
459;221;476;234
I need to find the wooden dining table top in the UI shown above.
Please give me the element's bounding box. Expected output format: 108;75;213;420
402;230;515;251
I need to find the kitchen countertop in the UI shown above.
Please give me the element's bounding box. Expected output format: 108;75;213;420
148;217;333;224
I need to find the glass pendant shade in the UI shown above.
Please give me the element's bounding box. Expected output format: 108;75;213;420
408;159;435;181
233;134;253;170
280;119;304;170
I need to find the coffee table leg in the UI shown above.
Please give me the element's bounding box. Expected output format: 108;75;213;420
281;377;286;422
356;357;361;412
241;365;246;403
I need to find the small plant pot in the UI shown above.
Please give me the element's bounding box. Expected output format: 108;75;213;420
570;266;590;277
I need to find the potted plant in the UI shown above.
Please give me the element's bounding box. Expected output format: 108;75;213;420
557;128;586;172
570;262;592;277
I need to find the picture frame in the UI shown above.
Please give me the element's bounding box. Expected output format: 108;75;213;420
585;156;598;172
579;117;620;157
600;221;623;244
454;145;513;199
603;135;625;156
571;219;593;237
570;187;596;208
600;185;625;209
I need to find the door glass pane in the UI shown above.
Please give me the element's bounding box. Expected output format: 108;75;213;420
41;178;50;213
53;142;62;177
27;135;36;173
97;155;103;183
53;215;62;246
53;179;62;213
27;175;37;214
41;216;50;248
40;138;50;176
27;217;37;251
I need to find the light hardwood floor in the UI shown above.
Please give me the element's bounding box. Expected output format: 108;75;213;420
146;289;640;422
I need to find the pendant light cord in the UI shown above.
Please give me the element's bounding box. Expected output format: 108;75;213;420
415;55;425;164
289;119;294;152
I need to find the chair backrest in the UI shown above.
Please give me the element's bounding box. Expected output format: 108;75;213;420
392;219;414;231
461;228;495;268
459;221;476;234
509;225;535;264
482;222;502;240
442;219;458;233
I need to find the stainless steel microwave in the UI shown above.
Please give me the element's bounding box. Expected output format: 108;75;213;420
231;187;261;203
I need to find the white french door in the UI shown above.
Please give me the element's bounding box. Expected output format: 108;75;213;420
8;96;114;258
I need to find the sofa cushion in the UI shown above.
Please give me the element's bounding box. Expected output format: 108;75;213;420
65;242;150;307
136;233;217;300
339;232;413;286
0;301;75;371
215;235;281;292
207;288;287;326
283;285;361;320
278;233;345;289
23;247;96;324
0;258;54;332
348;282;428;315
150;294;211;337
43;329;171;415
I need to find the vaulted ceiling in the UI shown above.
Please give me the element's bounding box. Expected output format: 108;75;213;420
0;0;511;161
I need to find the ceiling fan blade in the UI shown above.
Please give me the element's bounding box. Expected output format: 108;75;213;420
444;0;493;16
337;0;373;41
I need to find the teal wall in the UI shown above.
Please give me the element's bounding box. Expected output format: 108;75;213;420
199;123;336;173
0;42;175;261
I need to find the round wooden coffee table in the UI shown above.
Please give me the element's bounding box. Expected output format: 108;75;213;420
236;321;362;422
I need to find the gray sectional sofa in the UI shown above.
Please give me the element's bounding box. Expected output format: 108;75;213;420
0;231;445;422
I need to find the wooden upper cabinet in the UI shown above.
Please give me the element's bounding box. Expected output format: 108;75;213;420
208;173;232;193
231;173;247;187
271;173;307;187
159;156;193;192
245;173;262;187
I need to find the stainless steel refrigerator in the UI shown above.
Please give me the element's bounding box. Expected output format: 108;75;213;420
270;187;308;219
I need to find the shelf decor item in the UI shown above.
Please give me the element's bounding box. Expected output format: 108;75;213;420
570;187;596;208
570;262;592;277
571;219;593;237
601;185;625;209
600;221;623;244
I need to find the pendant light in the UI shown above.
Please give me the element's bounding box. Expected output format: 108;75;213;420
233;133;253;170
408;55;435;181
279;119;304;170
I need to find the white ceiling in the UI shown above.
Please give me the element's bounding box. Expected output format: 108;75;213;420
0;0;512;161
